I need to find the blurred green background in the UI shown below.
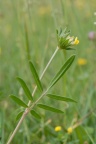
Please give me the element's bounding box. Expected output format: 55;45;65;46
0;0;96;143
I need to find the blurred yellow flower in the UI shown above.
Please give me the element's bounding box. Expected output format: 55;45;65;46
75;1;84;9
73;37;79;45
38;6;51;15
78;58;87;66
55;126;62;132
67;127;73;134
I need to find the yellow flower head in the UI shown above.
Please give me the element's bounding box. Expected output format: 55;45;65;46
57;28;79;50
55;126;62;132
78;58;87;66
67;127;73;134
73;37;79;45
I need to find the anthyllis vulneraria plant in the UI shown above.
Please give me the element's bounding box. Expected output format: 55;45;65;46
7;28;79;144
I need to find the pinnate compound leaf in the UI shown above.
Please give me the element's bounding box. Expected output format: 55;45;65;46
30;110;41;120
37;104;64;113
48;55;75;89
29;61;43;92
17;77;33;101
47;94;77;103
16;111;24;121
10;95;28;108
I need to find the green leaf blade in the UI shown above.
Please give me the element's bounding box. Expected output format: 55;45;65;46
10;95;28;108
49;55;75;89
29;61;43;92
37;104;64;113
16;111;24;121
30;110;41;120
17;77;33;101
47;94;77;103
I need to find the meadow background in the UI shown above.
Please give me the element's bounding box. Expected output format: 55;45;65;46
0;0;96;143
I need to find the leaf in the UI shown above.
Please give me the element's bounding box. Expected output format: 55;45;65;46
16;111;24;121
29;61;43;92
48;55;75;89
30;110;41;120
37;104;64;113
10;95;28;108
47;94;77;103
17;77;33;101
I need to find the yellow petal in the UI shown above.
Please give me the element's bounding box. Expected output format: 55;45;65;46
74;37;79;45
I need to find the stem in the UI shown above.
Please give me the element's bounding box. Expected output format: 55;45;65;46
6;110;28;144
6;46;59;144
40;46;59;79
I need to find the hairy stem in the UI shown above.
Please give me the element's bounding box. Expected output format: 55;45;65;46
6;46;59;144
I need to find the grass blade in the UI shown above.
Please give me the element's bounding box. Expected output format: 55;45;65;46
30;110;41;120
49;55;75;89
10;95;28;108
47;94;77;103
29;61;43;92
24;21;30;60
17;77;33;101
37;104;64;113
